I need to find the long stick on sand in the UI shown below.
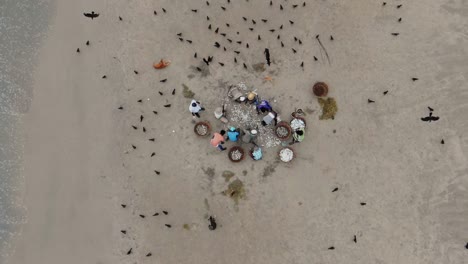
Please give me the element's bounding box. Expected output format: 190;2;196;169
316;35;331;65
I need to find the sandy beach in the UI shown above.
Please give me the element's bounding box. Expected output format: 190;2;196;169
3;0;468;263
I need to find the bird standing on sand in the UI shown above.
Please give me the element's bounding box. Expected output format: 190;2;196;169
83;11;99;19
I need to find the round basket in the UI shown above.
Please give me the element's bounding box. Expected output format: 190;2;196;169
313;82;329;97
290;117;306;129
228;146;245;163
275;121;292;140
194;121;211;137
278;147;295;163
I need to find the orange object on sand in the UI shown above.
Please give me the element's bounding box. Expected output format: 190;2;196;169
153;59;171;69
264;76;273;82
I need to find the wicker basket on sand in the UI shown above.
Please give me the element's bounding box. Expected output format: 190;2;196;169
278;147;295;163
194;121;211;137
228;146;245;163
275;121;292;141
313;82;329;97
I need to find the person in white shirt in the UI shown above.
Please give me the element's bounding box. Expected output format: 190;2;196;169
189;100;205;118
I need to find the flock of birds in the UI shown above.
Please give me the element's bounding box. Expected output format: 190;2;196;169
77;0;456;258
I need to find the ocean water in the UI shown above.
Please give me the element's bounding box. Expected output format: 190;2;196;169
0;0;52;260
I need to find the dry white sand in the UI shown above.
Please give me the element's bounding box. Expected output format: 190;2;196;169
6;0;468;263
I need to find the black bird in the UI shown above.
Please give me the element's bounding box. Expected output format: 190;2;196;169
142;127;146;133
294;37;298;42
149;138;155;142
159;91;163;95
234;57;237;63
383;90;388;95
234;50;240;54
215;27;219;33
303;2;306;7
313;56;318;61
179;38;184;42
134;70;138;74
83;11;99;19
163;210;168;215
243;16;247;21
270;0;273;6
160;79;167;82
121;204;127;208
280;24;283;29
421;112;439;122
137;99;142;103
412;77;419;81
227;38;233;43
264;48;271;66
132;125;137;130
186;39;192;44
441;139;445;144
246;43;249;48
153;212;159;216
391;33;399;36
277;34;281;39
249;28;254;31
221;6;226;11
196;67;202;71
398;18;402;22
397;4;402;8
428;106;434;112
328;247;335;250
299;39;302;45
102;75;107;79
226;23;230;27
155;170;160;175
293;4;298;8
162;8;166;13
360;202;366;206
86;40;90;46
172;88;175;95
76;48;80;53
465;242;468;249
368;99;375;103
300;61;304;67
219;62;224;66
237;41;242;44
191;9;198;12
289;20;294;25
119;16;123;20
227;0;230;3
382;2;386;6
243;63;247;69
330;35;334;41
262;19;268;23
281;41;284;47
214;42;220;48
316;34;320;39
154;10;157;15
127;248;133;255
207;16;210;21
206;1;210;5
220;33;226;37
121;230;127;234
353;235;357;243
203;58;209;65
132;145;136;149
258;35;261;40
151;152;156;157
146;253;152;257
164;104;171;108
269;29;276;32
118;106;123;110
177;33;182;36
194;52;197;58
332;187;339;192
208;216;217;230
280;4;283;10
165;224;172;228
252;19;256;24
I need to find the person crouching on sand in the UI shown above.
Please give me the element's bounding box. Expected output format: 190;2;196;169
211;130;226;151
189;100;205;118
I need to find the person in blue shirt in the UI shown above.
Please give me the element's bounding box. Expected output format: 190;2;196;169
257;99;272;114
226;127;240;142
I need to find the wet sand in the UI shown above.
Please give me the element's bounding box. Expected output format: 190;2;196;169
6;0;468;263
